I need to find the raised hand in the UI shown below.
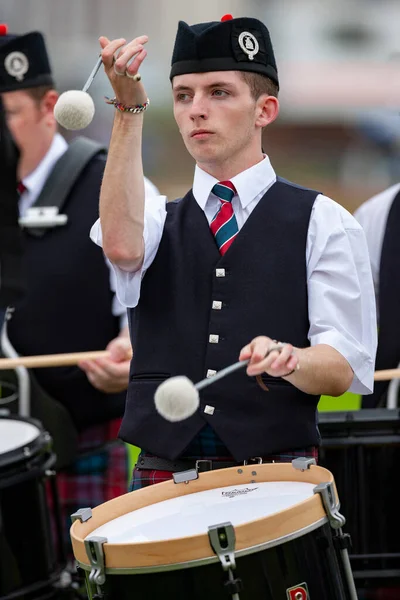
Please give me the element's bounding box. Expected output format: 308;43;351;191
99;35;148;106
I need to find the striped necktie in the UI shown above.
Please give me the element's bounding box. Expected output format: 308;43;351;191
17;181;27;196
210;180;239;255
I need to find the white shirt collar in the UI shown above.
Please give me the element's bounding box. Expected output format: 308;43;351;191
22;133;68;198
192;155;276;210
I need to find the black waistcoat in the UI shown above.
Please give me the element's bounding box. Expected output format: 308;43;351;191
120;179;321;461
363;189;400;407
7;154;126;429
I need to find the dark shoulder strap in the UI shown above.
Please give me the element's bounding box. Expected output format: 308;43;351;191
35;136;107;210
27;137;107;237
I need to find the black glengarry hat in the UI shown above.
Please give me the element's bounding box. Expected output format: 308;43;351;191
170;14;279;88
0;26;54;93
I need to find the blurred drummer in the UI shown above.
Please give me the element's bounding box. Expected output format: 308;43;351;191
355;182;400;407
0;25;160;556
92;14;377;489
0;94;24;330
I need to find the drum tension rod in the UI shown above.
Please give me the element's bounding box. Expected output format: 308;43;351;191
313;482;346;530
208;522;243;598
84;536;108;587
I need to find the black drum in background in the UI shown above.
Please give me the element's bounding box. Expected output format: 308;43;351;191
318;409;400;592
0;414;64;599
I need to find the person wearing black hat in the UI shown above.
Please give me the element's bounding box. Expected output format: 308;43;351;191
0;26;160;555
0;96;25;331
93;15;377;490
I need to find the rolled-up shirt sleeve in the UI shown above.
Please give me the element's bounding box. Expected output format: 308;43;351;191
307;195;377;395
90;181;167;308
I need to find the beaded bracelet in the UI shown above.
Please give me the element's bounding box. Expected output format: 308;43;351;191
104;96;150;114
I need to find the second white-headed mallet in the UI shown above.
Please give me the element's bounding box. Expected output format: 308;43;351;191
154;359;250;422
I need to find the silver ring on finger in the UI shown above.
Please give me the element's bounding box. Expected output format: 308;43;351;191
113;63;126;76
126;71;141;82
266;342;286;356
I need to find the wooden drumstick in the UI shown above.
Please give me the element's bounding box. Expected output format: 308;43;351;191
0;350;120;369
1;352;393;378
374;368;400;381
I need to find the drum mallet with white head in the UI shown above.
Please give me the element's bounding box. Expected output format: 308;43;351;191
154;359;250;422
155;354;400;422
54;56;102;130
154;342;292;422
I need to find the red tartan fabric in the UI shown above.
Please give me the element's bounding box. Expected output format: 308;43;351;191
130;447;319;491
48;417;128;560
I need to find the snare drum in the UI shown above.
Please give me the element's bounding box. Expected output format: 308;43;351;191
71;460;358;600
0;414;61;599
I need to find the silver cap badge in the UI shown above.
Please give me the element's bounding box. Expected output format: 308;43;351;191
5;51;29;81
238;32;259;61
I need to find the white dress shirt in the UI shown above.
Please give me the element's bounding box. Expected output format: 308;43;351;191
90;156;377;394
353;182;400;308
20;133;160;330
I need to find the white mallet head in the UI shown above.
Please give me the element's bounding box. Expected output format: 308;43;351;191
154;376;200;422
54;90;95;130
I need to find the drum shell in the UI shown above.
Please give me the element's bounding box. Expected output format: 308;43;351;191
0;415;57;599
83;521;350;600
72;462;356;600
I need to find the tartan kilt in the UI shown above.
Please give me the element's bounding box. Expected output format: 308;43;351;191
130;446;319;491
48;417;128;560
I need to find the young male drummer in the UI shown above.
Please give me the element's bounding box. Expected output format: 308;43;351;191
92;15;377;489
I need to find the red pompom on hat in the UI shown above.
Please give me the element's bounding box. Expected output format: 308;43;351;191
221;14;233;21
0;24;9;36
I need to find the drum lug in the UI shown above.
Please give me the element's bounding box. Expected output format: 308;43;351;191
84;536;108;586
243;456;263;465
173;460;213;484
292;457;317;471
313;481;346;529
173;468;199;484
71;507;93;523
209;523;243;597
208;522;237;571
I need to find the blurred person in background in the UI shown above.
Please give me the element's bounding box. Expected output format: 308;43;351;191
92;14;377;491
339;108;400;195
0;95;25;331
354;179;400;408
0;26;160;561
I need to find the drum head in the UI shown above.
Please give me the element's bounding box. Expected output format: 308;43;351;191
0;415;43;468
71;462;336;572
91;481;317;543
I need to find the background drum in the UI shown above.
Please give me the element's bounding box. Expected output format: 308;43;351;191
0;414;64;599
71;460;358;600
318;408;400;595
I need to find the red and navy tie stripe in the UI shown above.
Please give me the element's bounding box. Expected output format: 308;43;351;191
210;180;238;255
17;181;26;195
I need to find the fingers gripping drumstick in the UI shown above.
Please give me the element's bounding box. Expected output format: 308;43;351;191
154;358;400;422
